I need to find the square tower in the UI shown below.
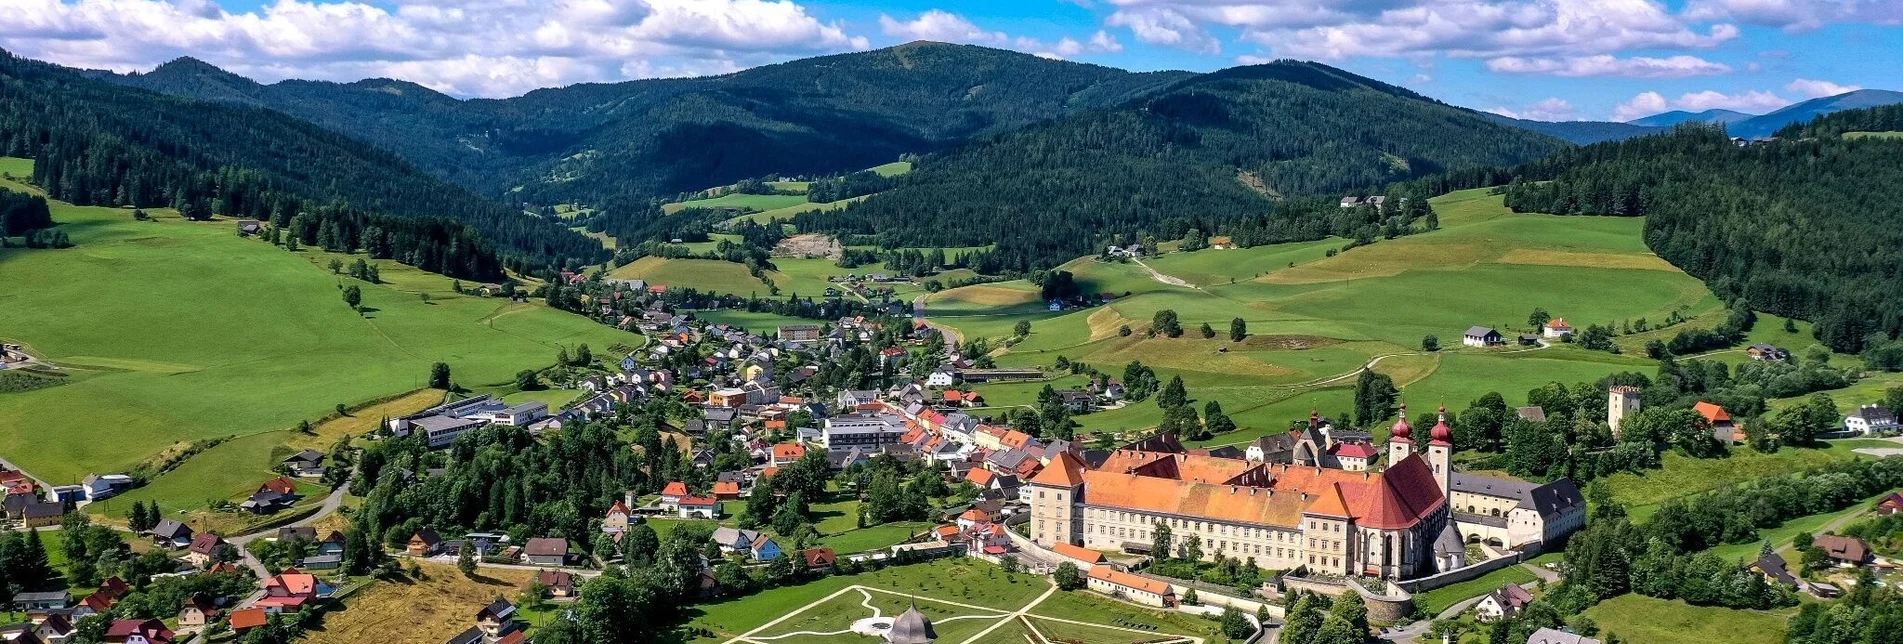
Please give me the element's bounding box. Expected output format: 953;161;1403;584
1608;386;1642;438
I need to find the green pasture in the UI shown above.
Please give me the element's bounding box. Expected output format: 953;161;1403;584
608;257;771;295
0;159;639;483
1582;594;1788;644
662;193;809;215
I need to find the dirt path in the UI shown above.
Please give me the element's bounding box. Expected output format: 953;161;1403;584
1130;257;1199;290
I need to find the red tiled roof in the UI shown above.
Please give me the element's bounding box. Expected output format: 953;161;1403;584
965;469;997;487
679;496;719;506
772;443;806;460
1029;451;1086;487
1088;565;1171;594
661;481;688;497
713;481;741;496
1694;401;1731;423
228;608;267;630
606;500;630;517
1333;442;1378;459
1051;542;1106;565
959;508;989;522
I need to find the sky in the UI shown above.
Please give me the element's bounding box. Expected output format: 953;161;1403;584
2;0;1897;121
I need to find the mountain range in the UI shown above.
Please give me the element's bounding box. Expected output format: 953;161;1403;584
1621;89;1903;139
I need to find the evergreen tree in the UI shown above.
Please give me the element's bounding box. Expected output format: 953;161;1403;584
1157;375;1188;409
1230;317;1247;342
430;362;452;389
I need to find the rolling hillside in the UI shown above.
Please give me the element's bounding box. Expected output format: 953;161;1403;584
0;49;604;270
802;61;1569;271
0;158;639;487
1484;113;1663;144
104;43;1194;209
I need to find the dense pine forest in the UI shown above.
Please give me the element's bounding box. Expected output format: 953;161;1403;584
1412;121;1903;352
796;61;1565;271
0;49;604;275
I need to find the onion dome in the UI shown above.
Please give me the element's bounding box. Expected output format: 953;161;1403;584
1310;409;1322;428
1430;404;1453;444
1390;402;1412;440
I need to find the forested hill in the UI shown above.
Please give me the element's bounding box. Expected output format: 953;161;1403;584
1445;121;1903;353
0;50;605;273
104;43;1195;207
796;61;1569;271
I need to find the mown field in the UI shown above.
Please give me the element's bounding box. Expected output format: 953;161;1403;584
926;189;1715;447
304;562;540;644
0;159;641;489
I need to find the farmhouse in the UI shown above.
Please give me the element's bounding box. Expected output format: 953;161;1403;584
1877;492;1903;516
1813;534;1870;566
1085;565;1175;607
1694;401;1737;443
1475;584;1533;622
523;538;570;567
677;497;720;519
1542;319;1573;338
1845;405;1899;435
1463;326;1505;348
1747;344;1790;361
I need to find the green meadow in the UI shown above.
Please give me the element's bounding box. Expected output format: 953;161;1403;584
935;189;1724;449
0;159;640;486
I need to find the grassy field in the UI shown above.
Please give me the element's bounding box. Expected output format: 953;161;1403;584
686;558;1042;642
1412;563;1539;615
608;256;772;295
661;193;809;215
0;158;639;487
1607;439;1896;514
1582;594;1789;644
304;563;538;644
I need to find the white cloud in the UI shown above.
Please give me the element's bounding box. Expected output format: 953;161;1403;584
1685;0;1903;31
1106;7;1221;55
1012;31;1124;59
1613;91;1671;121
1613;88;1791;120
1486;54;1731;78
0;0;871;97
1489;97;1579;121
1785;78;1862;98
878;9;1007;46
1239;0;1740;60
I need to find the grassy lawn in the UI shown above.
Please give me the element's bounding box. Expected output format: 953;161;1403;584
607;257;771;295
0;161;641;484
686;559;1044;641
1609;439;1892;514
661;193;809;215
1582;594;1789;644
693;309;825;333
1025;590;1220;640
1704;489;1898;561
1412;564;1540;616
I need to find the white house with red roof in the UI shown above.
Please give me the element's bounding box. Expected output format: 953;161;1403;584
602;500;632;533
659;481;688;510
1542;318;1574;339
256;569;329;613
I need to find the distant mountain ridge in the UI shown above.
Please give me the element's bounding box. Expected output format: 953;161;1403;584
102;43;1197;207
1622;90;1903;139
1482;114;1663;145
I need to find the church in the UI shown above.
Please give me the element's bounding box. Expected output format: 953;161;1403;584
1029;405;1583;580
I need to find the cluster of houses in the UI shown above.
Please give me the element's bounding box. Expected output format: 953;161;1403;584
1746;492;1903;599
1461;318;1571;348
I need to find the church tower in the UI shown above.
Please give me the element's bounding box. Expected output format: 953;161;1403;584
1426;405;1453;496
1387;402;1414;466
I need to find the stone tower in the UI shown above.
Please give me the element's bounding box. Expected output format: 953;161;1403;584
1609;386;1642;439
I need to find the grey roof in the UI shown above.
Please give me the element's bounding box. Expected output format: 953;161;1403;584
1516;407;1547;422
12;591;69;602
1527;627;1602;644
411;415;483;432
524;538;568;557
1850;405;1897;421
1465;326;1501;337
887;605;937;644
1252;433;1296;452
1450;473;1584;519
151;519;192;539
1434;522;1465;555
1755;551;1799;587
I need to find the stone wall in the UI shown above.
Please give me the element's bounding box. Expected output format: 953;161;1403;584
1398;549;1532;593
1280;577;1414;624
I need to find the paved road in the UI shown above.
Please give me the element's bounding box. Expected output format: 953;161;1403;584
910;295;964;346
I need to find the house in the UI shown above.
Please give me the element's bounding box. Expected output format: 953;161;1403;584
408;529;444;556
1747;344;1790;361
712;480;742;500
149;520;194;549
1056;390;1093;413
602;500;632;532
177;593;220;632
677;497;720;519
926;367;957;387
276;526;317;544
1694;401;1736;443
1813;534;1871;566
227;608;268;635
1845;405;1899;435
299;554;343;570
1463;326;1505;348
184;533;226;567
1877;492;1903;516
750;535;783;561
1527;628;1602;644
236;219;262;235
1339;196;1361;208
1246;433;1297;464
778;325;822;343
771;443;807;467
12;591;69;611
79;588;117;615
19;502;63;529
1751;551;1802;589
711;527;762;554
31;613;73;643
81;474;133;501
659;481;689;510
475;599;521;641
281;450;326;478
1475;584;1534;622
530;569;577;599
1542;319;1573;339
800;547;837;570
256;571;325;613
1516;407;1547;423
1085;565;1174;607
523;538;569;567
1333;442;1378;471
103;619;172;644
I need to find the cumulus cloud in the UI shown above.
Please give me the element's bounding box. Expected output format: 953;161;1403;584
880;11;1121;60
879;9;1007;45
1613;88;1790;120
1;0;871;97
1486;54;1731;78
1238;0;1740;60
1488;97;1579;121
1106;7;1221;55
1685;0;1903;31
1785;78;1862;98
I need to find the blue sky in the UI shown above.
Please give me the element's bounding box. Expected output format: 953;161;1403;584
4;0;1897;120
